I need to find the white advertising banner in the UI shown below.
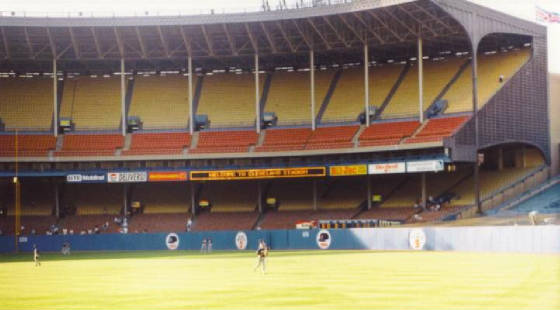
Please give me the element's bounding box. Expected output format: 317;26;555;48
368;162;406;174
107;171;148;183
406;160;444;173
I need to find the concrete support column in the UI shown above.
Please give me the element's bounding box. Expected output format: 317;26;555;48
190;182;196;216
120;58;126;136
310;50;316;130
366;175;372;210
498;148;504;171
122;183;128;232
255;54;261;133
418;37;424;123
188;56;194;134
257;181;263;213
52;59;58;137
472;50;481;213
421;173;427;209
54;180;60;218
364;44;370;126
312;179;318;211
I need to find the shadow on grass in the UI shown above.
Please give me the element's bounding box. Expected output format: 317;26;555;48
0;249;383;263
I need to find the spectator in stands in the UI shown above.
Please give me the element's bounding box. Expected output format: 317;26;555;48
80;230;86;235
20;225;25;235
31;228;36;235
413;200;423;214
0;229;3;236
499;75;504;83
93;225;100;234
102;221;109;231
69;229;74;235
186;217;192;232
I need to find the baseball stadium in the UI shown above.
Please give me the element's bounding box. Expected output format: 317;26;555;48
0;0;559;309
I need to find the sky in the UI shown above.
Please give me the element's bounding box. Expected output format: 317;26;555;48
0;0;558;72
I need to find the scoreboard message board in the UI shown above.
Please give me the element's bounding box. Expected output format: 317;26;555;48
190;167;326;181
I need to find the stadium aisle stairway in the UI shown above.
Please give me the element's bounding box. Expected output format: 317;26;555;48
128;75;191;129
0;78;54;130
60;77;122;130
405;115;470;144
192;130;258;153
0;135;55;157
123;132;191;155
56;134;124;156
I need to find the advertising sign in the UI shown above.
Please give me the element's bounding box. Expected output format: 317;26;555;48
148;171;187;182
329;165;367;176
66;174;106;183
190;167;326;181
107;171;148;183
368;162;406;174
406;160;444;173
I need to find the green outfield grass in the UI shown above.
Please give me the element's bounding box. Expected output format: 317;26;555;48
0;250;559;309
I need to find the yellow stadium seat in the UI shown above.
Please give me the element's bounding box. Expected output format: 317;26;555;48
60;77;122;130
129;75;191;129
0;78;53;130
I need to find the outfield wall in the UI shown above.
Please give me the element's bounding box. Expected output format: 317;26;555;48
0;226;559;253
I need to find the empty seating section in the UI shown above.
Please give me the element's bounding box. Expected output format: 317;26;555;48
449;167;536;206
323;65;403;123
129;75;190;129
305;125;358;150
444;48;531;113
405;115;469;144
0;78;53;130
60;77;121;130
123;132;190;155
57;134;123;156
265;71;333;125
129;213;188;233
358;120;420;147
255;128;311;152
63;184;122;215
197;73;263;127
380;171;469;208
524;148;544;168
0;135;55;156
192;130;258;153
260;210;356;229
356;208;416;222
131;183;190;214
319;177;366;209
1;180;54;215
382;58;464;119
268;180;313;211
201;181;257;212
193;212;259;231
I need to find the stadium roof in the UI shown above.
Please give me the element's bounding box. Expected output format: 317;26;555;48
0;0;543;71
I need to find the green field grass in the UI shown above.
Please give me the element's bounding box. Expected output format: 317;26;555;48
0;250;559;309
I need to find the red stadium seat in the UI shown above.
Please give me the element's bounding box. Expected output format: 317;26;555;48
405;115;470;144
358;120;420;147
191;130;257;153
0;135;55;157
56;134;124;156
122;132;191;156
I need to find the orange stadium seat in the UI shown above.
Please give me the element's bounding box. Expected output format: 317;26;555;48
255;128;312;152
358;120;420;147
191;130;258;153
56;134;124;156
305;125;358;150
0;135;55;157
122;132;191;156
405;115;469;144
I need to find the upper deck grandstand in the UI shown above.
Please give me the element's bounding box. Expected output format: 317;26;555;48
0;0;553;233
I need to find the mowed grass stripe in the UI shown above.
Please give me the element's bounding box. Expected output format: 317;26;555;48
0;251;558;309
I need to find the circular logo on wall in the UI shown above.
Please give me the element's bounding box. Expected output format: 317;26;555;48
235;231;248;250
408;229;426;250
165;233;180;250
316;229;332;250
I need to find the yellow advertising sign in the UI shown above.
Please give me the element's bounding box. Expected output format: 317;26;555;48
329;165;367;176
190;167;326;181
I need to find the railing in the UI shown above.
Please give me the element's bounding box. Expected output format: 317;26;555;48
450;165;550;220
0;0;355;18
